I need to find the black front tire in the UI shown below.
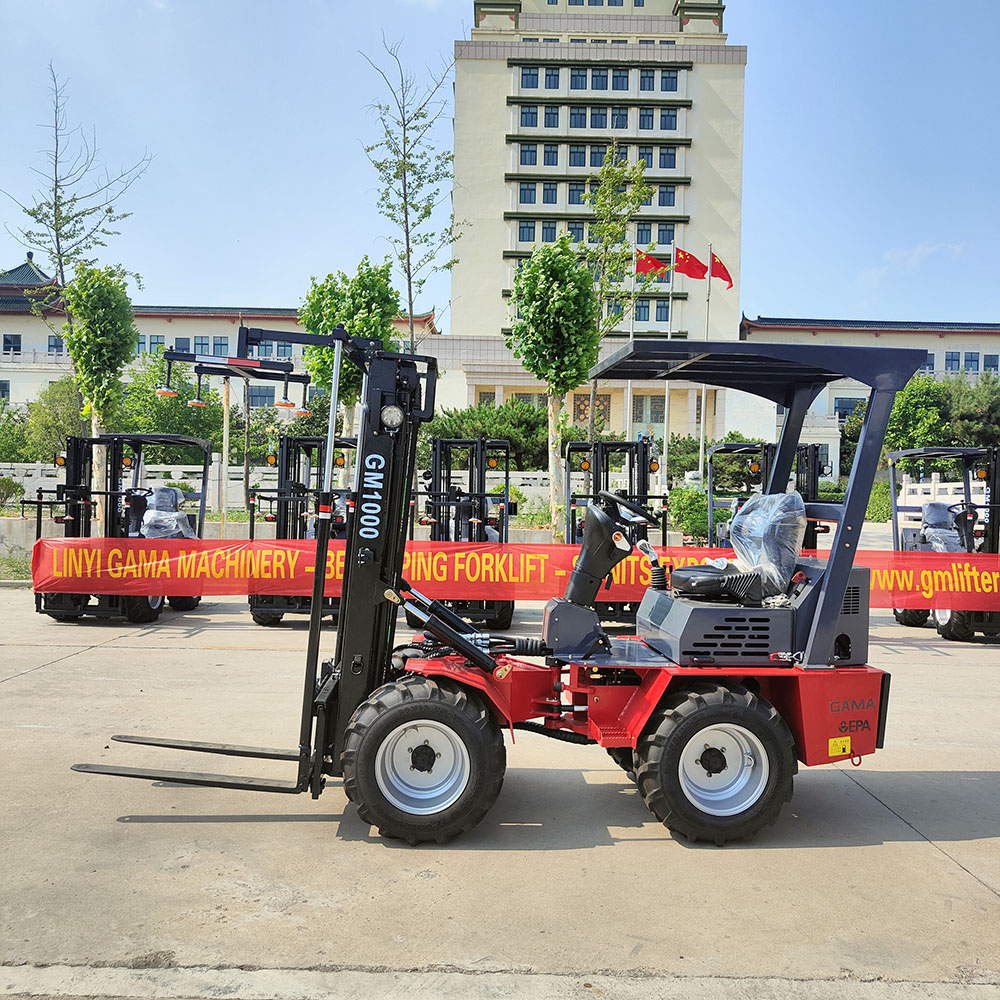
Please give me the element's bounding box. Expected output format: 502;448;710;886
123;595;163;624
893;608;929;627
167;596;201;612
404;608;424;630
936;609;976;642
342;675;506;844
251;612;284;627
484;601;515;631
636;682;796;846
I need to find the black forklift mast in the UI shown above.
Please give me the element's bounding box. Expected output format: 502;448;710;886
75;326;438;795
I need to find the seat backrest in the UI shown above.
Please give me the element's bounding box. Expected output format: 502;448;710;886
149;486;184;512
728;491;806;597
922;502;953;530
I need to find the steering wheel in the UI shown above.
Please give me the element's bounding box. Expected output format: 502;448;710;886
597;490;657;525
125;487;153;498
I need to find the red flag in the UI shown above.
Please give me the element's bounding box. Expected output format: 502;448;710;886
635;249;670;276
711;252;733;289
673;247;708;280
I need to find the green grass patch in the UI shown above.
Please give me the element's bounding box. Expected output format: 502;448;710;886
0;555;31;580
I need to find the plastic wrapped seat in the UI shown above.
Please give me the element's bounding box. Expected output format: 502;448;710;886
141;486;196;539
921;501;963;553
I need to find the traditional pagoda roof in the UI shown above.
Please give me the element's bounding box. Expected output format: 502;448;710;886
0;252;52;287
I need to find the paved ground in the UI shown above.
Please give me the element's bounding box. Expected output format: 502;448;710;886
1;592;998;999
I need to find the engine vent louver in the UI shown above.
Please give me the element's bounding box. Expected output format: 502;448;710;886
682;615;773;658
841;586;861;615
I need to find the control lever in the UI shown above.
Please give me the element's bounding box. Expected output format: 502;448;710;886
634;537;668;591
635;538;659;566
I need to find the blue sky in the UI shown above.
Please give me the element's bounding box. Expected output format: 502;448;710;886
1;0;997;329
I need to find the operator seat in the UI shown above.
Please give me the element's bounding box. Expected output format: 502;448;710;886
670;491;807;603
140;486;197;539
921;501;968;553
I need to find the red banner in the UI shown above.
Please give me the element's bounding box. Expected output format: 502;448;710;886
30;538;1000;611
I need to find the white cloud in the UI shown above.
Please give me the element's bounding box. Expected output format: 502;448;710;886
857;240;963;288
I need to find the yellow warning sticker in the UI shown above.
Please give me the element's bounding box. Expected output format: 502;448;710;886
828;736;851;757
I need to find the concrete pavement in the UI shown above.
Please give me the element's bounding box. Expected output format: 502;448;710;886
1;594;998;999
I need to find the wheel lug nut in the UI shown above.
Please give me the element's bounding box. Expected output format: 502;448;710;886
436;752;441;758
695;758;701;765
424;740;430;745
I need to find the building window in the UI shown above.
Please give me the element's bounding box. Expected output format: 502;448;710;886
543;182;558;204
521;66;538;88
634;0;644;5
568;182;586;204
655;299;669;322
944;351;960;371
523;37;539;43
544;105;560;127
542;220;556;242
985;354;999;373
213;336;229;356
573;392;610;425
570;37;586;42
518;220;536;241
0;380;9;401
611;107;627;129
591;68;608;90
520;105;538;127
635;299;649;322
257;340;273;356
833;397;865;423
571;67;587;89
607;300;623;318
660;108;677;130
612;68;629;91
149;335;165;352
173;337;190;353
570;106;587;128
636;222;652;244
2;334;21;354
590;106;607;128
659;146;677;168
612;145;627;163
589;0;603;5
544;143;559;165
638;144;653;166
639;37;653;43
569;145;586;166
657;223;674;245
514;391;548;408
641;187;652;206
277;342;292;358
918;353;934;372
195;336;209;355
640;69;654;92
658;185;676;207
590;144;606;167
48;335;64;354
568;221;584;242
248;385;275;408
135;336;146;355
545;67;560;88
588;225;599;244
478;391;497;407
634;393;665;424
661;69;678;92
639;107;653;130
964;352;980;372
520;143;538;165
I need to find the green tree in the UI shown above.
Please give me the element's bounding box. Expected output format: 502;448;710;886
943;370;1000;448
507;235;600;538
2;64;150;322
301;256;401;419
839;399;867;479
25;375;87;460
0;401;32;463
883;373;948;468
710;431;767;493
115;353;225;460
580;139;656;462
363;40;458;353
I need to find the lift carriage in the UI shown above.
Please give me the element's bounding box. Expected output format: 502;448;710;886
75;333;926;846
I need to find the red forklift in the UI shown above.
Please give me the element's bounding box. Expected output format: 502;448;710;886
75;334;925;846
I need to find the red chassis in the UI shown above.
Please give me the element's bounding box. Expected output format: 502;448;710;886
405;650;889;768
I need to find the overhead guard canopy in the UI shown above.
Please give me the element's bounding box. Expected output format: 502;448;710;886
591;340;928;407
887;446;987;462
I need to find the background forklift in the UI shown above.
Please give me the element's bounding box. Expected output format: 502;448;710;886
564;435;669;621
887;446;998;639
76;335;925;848
25;433;211;623
708;442;830;549
248;434;356;626
409;437;516;630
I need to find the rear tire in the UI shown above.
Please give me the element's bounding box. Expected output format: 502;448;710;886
893;608;929;627
342;675;506;844
636;682;796;846
484;601;515;631
44;594;85;621
123;594;163;624
404;608;424;630
251;612;283;627
935;609;975;642
167;596;201;612
607;747;638;781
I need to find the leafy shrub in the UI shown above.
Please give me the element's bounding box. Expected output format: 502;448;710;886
0;475;25;508
865;480;894;522
668;485;731;542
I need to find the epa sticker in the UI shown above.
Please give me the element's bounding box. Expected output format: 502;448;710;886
828;736;851;757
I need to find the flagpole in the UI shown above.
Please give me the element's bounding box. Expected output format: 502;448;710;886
626;249;636;439
698;241;712;481
663;241;674;484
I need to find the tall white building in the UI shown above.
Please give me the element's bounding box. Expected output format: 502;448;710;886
450;0;758;440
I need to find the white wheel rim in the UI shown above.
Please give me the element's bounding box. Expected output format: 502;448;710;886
678;723;770;817
149;595;163;610
375;720;471;815
934;608;951;626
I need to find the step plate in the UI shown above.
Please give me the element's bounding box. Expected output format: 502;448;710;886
72;763;300;793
